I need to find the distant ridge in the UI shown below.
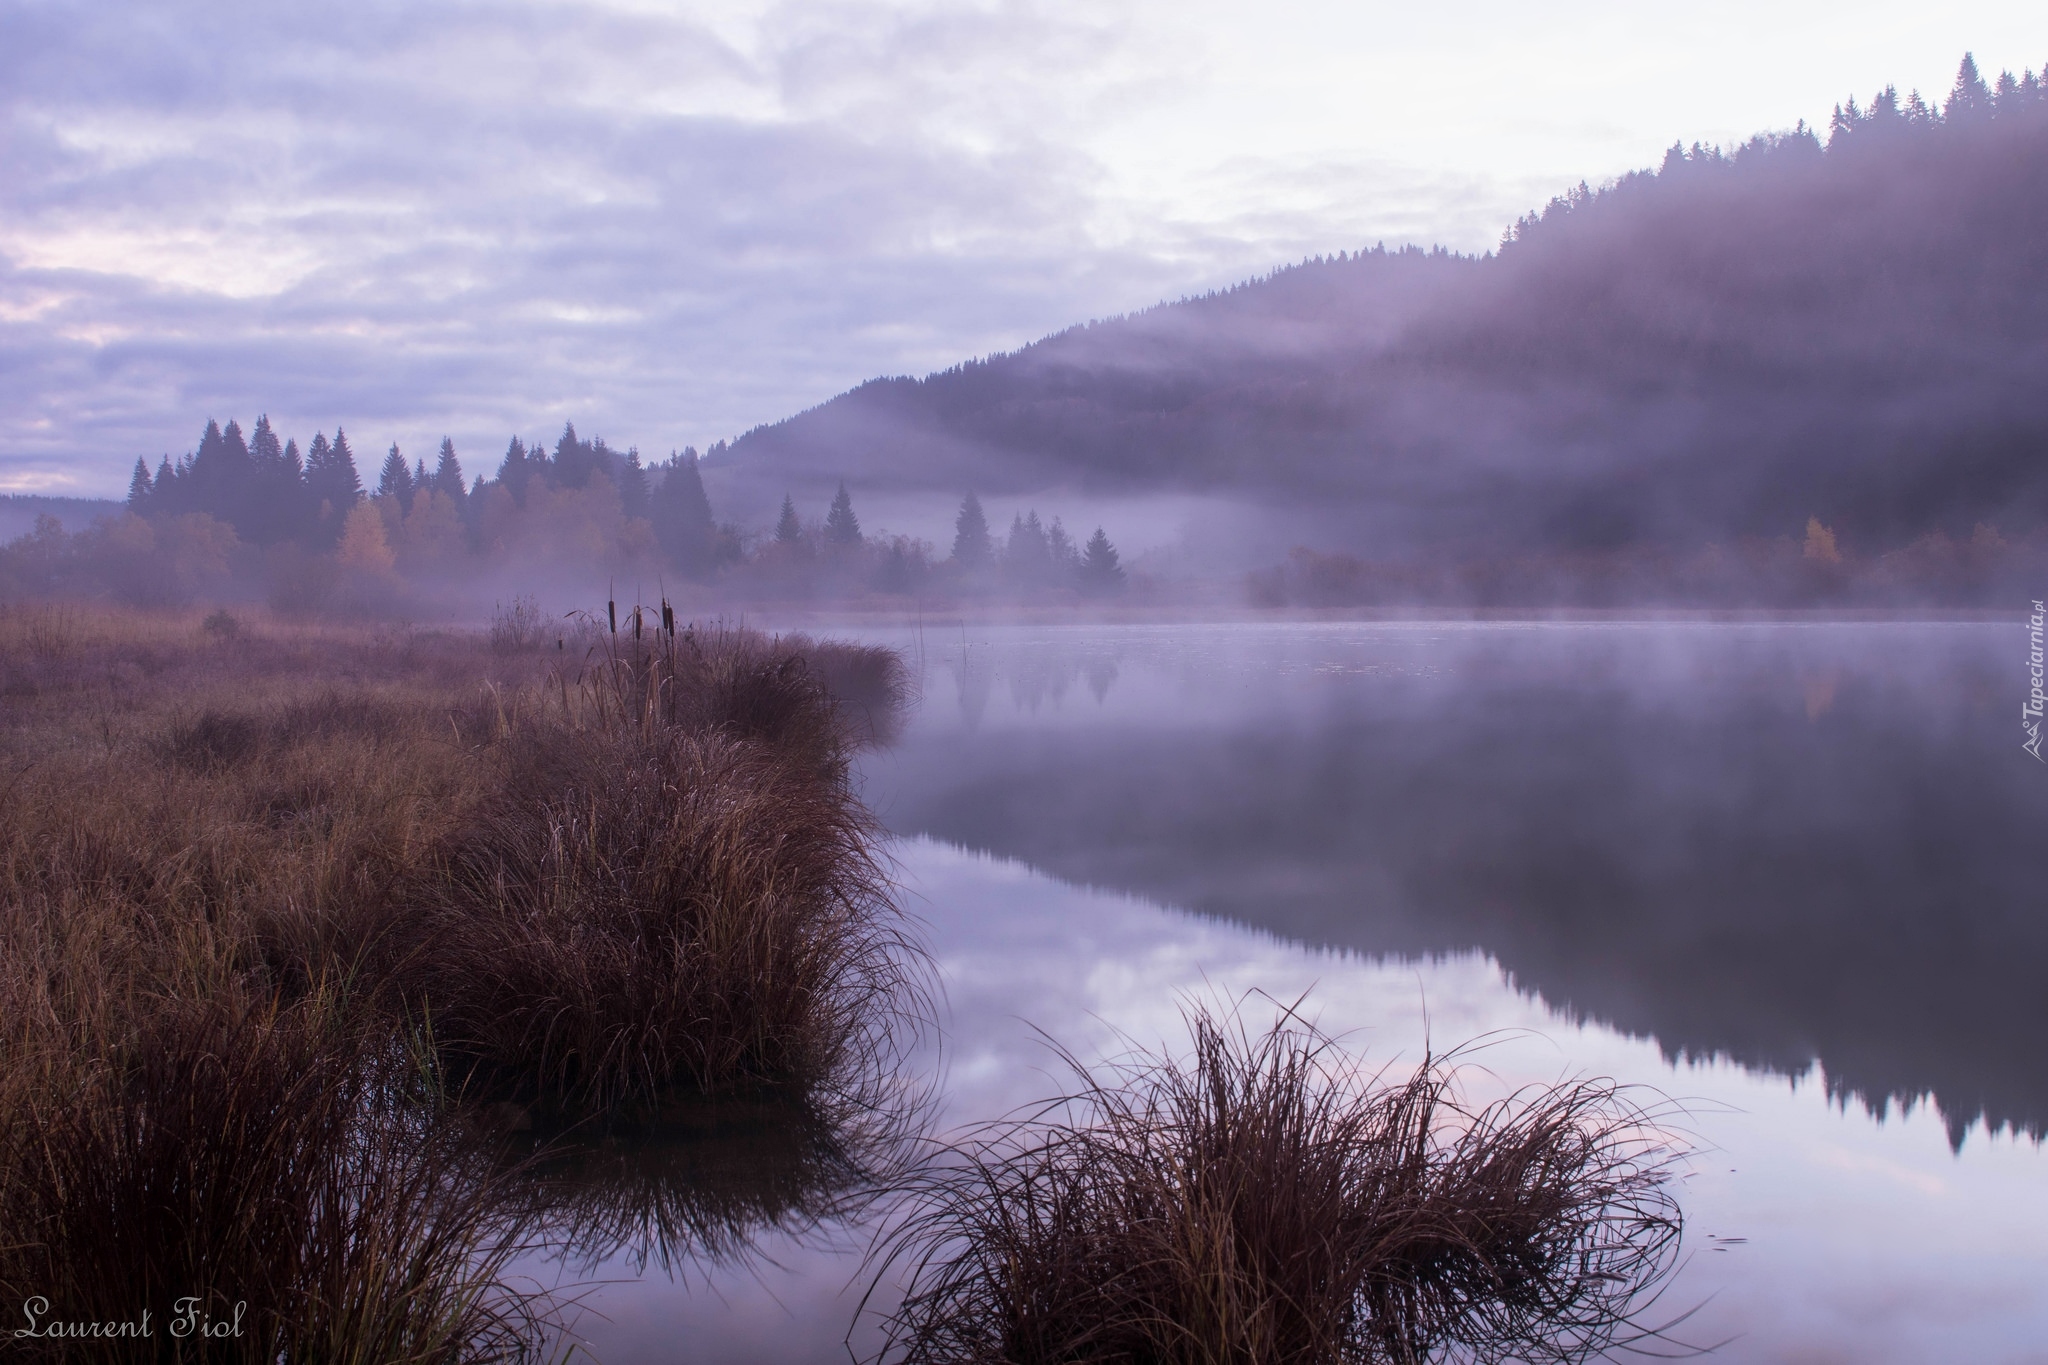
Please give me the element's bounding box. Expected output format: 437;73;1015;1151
713;56;2048;560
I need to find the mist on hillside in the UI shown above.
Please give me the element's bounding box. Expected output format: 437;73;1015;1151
705;56;2048;599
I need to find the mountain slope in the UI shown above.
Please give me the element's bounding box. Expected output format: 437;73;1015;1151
713;60;2048;559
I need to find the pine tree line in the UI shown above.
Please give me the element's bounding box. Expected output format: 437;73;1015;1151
1505;54;2048;248
740;487;1128;598
126;418;726;580
950;491;1125;594
113;416;1129;600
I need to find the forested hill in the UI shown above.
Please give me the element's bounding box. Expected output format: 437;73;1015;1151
713;57;2048;559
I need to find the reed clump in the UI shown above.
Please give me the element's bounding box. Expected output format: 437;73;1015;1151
399;616;921;1116
873;1004;1682;1365
0;988;545;1364
0;604;919;1357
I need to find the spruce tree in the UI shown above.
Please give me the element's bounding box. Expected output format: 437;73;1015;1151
210;419;256;536
618;448;650;520
825;482;861;546
1046;516;1076;569
1079;526;1126;594
301;429;361;546
149;455;180;515
1006;509;1050;585
277;436;314;542
775;495;803;544
189;419;227;509
497;437;534;506
433;438;465;502
952;492;992;567
1948;53;1990;120
323;429;364;515
241;414;299;544
552;422;590;489
650;449;716;578
249;415;283;471
127;458;153;511
378;444;417;514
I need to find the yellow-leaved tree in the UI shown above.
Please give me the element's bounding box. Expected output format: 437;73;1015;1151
336;502;396;575
400;490;468;570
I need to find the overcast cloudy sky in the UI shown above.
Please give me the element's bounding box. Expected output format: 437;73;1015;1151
3;0;2042;495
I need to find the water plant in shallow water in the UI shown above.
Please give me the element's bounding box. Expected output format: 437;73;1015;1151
867;1000;1684;1365
406;614;925;1117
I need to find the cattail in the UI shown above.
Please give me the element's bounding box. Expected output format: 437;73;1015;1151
608;600;617;634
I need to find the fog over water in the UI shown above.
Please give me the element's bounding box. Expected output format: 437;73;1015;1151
865;619;2048;1142
519;618;2048;1364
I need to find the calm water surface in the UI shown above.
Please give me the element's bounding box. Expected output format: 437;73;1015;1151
525;621;2048;1364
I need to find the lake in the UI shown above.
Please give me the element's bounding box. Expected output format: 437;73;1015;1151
520;619;2048;1364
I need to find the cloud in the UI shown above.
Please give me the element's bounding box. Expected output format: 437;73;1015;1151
0;0;1492;494
9;0;2037;495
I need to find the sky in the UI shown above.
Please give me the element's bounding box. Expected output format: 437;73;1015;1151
2;0;2044;497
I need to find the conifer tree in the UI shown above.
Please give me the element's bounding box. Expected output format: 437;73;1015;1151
493;437;531;506
618;448;650;520
775;495;803;544
650;449;716;578
1948;53;1990;120
378;444;417;514
1046;516;1076;569
1006;509;1050;584
1079;526;1126;594
328;429;362;504
127;458;153;511
297;430;357;546
207;418;258;537
433;438;465;502
952;492;992;567
189;420;226;502
250;415;283;471
238;414;305;544
825;482;861;546
553;422;591;489
274;436;314;542
302;429;364;546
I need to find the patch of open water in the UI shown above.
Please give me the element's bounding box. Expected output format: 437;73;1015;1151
519;621;2048;1363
